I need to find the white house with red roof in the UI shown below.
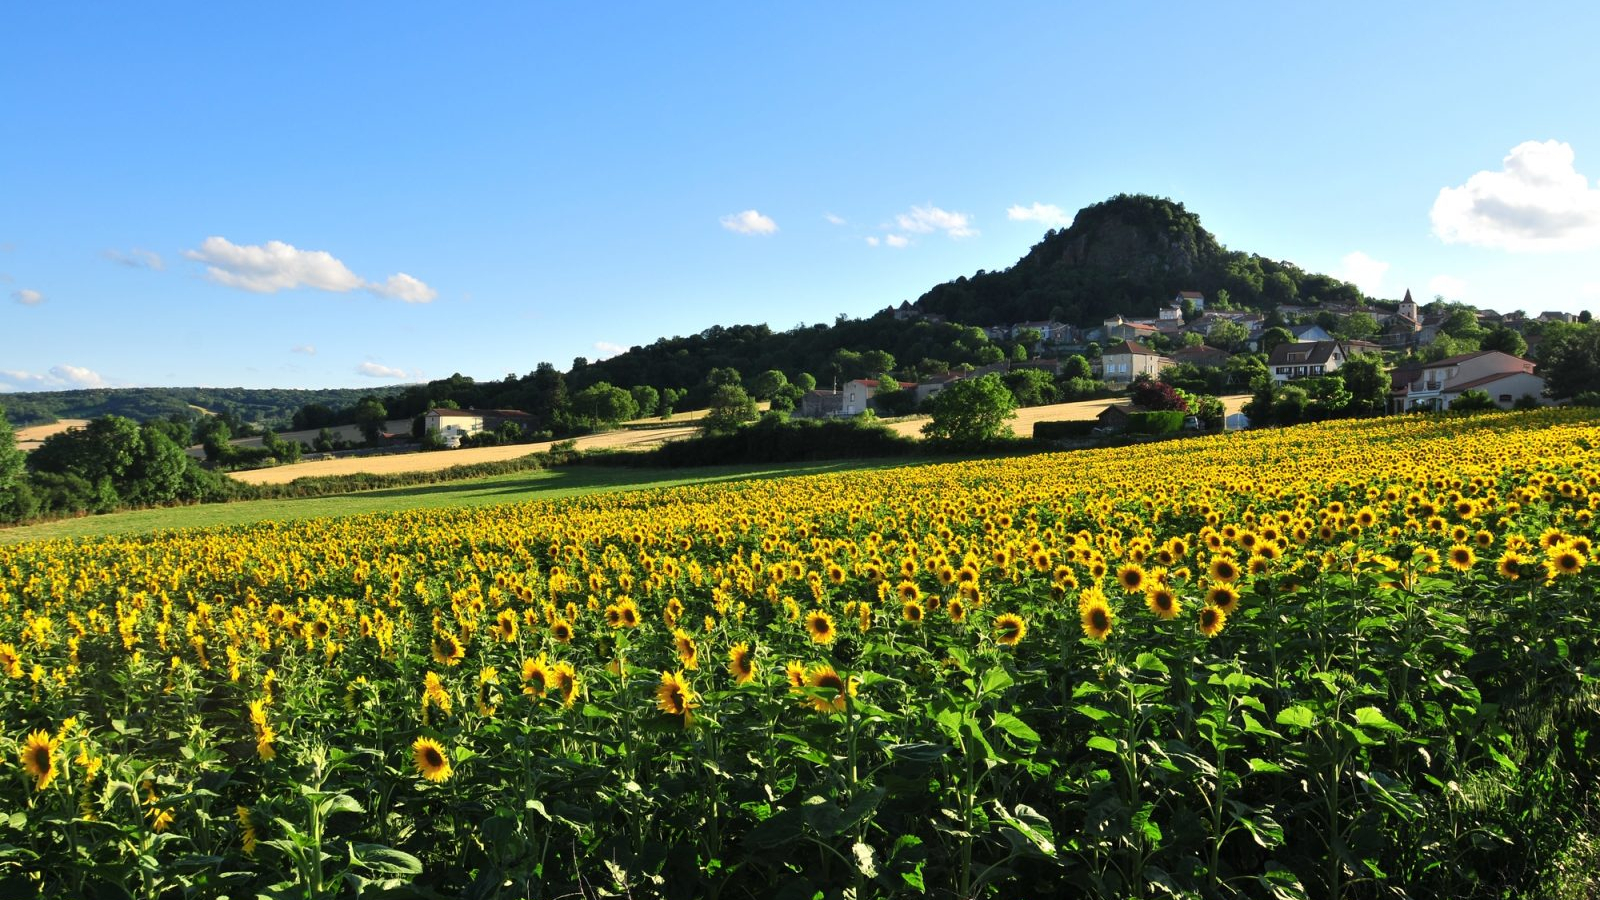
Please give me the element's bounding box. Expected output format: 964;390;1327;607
840;378;918;415
1388;351;1545;412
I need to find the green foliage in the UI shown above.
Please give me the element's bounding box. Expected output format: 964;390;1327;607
1481;325;1529;358
1063;355;1093;380
747;369;788;400
0;407;25;517
1537;321;1600;399
353;396;389;444
1338;354;1389;416
1257;326;1295;356
570;382;638;428
1033;420;1097;440
0;385;408;429
1449;389;1497;412
1335;311;1381;341
629;385;660;417
1207;319;1251;353
921;374;1018;448
1125;410;1184;434
1001;369;1059;407
607;417;917;467
703;384;759;434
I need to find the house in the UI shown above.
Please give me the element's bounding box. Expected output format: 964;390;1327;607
1159;302;1184;322
423;408;532;447
797;390;844;419
1103;316;1162;343
1287;324;1335;343
1101;341;1171;384
1539;311;1578;324
1096;403;1134;432
1170;344;1232;369
913;373;966;405
891;301;918;321
840;378;917;415
1389;351;1544;412
1013;320;1071;343
1267;341;1349;384
1174;290;1206;311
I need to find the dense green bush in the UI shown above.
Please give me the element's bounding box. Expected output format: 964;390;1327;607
1033;420;1097;440
1126;410;1185;434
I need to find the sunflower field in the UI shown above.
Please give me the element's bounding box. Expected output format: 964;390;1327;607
4;408;1600;899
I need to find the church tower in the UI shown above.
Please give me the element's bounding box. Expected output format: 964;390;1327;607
1398;289;1419;324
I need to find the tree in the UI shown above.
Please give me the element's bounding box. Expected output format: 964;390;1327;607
1258;327;1295;357
571;382;638;428
1182;331;1206;348
1207;319;1251;353
1440;305;1485;340
1062;355;1093;380
1130;378;1190;412
1338;354;1388;416
1001;368;1058;407
629;385;660;418
1335;312;1380;342
921;374;1017;448
870;375;916;416
1481;325;1528;358
976;345;1005;365
747;370;788;401
0;407;25;517
794;373;817;392
353;397;389;444
1450;389;1497;412
1536;321;1600;399
195;416;233;463
659;387;684;419
706;367;743;389
703;384;759;433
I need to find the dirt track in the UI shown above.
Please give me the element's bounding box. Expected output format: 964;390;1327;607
882;395;1250;438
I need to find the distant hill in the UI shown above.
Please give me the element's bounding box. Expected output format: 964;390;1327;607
913;193;1367;325
0;386;408;427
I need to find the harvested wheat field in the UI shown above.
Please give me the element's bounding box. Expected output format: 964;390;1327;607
228;423;702;484
13;418;89;452
881;394;1251;438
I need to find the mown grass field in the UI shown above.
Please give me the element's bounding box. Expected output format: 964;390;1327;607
4;409;1600;898
0;458;925;544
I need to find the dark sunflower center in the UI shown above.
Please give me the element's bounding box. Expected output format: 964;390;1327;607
424;747;443;767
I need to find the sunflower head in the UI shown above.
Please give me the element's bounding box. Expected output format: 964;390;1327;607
1198;605;1227;638
805;664;858;714
551;619;574;643
1208;556;1239;584
994;613;1027;646
413;736;452;782
1205;583;1241;614
728;642;756;684
902;600;925;625
1145;587;1180;620
655;670;699;724
1081;602;1113;642
805;610;836;644
1447;544;1477;571
1116;564;1146;594
785;661;808;690
21;729;60;791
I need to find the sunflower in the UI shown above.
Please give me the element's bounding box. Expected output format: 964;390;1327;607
1447;544;1477;571
521;655;551;698
551;618;574;643
994;613;1027;646
412;736;453;782
1145;586;1180;620
431;632;465;667
1205;583;1241;615
1081;601;1113;642
237;806;258;857
1207;556;1240;584
728;642;756;684
1546;545;1586;578
1116;563;1146;594
902;600;925;625
1198;605;1227;638
0;643;23;679
494;609;519;642
21;729;60;791
805;610;836;644
897;581;921;603
785;661;808;690
655;670;699;725
1497;550;1533;580
946;597;967;623
674;629;700;670
551;661;580;707
805;664;858;714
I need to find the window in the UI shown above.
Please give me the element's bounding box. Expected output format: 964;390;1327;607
1499;394;1512;403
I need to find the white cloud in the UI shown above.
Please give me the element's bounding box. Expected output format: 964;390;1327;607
1335;251;1390;296
12;288;44;306
0;364;107;390
1428;275;1469;300
1431;140;1600;251
885;234;910;248
1006;202;1070;228
864;236;880;247
103;248;165;270
185;236;437;301
719;210;778;235
895;204;977;238
291;344;316;355
368;272;438;303
824;213;847;226
357;361;410;379
592;341;627;359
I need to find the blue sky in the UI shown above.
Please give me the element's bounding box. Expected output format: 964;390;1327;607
4;3;1599;391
